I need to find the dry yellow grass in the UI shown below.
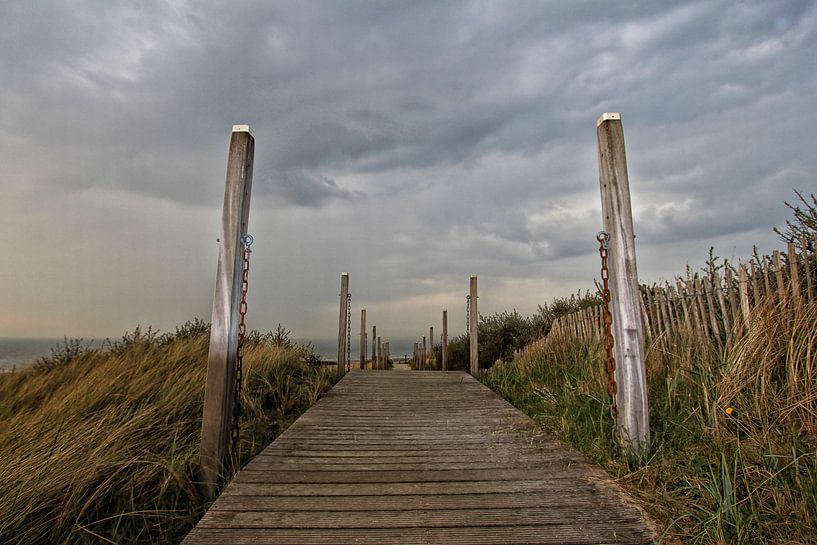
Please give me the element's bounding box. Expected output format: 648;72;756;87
0;324;337;545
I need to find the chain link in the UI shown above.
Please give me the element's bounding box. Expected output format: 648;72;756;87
466;294;471;335
231;233;253;461
345;293;352;372
596;231;619;422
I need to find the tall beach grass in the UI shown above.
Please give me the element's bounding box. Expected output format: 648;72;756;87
483;294;817;544
0;323;337;544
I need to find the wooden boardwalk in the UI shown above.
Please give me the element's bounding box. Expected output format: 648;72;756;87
183;370;656;544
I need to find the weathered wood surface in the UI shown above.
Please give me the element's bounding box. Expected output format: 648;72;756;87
183;371;655;545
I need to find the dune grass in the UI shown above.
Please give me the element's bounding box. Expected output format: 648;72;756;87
0;323;338;545
482;295;817;544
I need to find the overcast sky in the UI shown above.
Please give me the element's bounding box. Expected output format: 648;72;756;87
1;1;816;344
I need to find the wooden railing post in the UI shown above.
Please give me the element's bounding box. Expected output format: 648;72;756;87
442;309;448;371
359;309;366;370
377;336;382;370
371;325;376;370
469;275;479;375
200;125;255;498
337;273;349;374
385;341;390;368
429;327;435;370
596;112;650;456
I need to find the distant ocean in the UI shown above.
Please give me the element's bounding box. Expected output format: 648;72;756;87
0;338;69;371
0;337;418;372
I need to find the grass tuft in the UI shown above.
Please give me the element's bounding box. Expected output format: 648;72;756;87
483;295;817;544
0;323;337;545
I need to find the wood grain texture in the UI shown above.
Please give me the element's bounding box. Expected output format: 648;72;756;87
182;371;656;544
200;128;254;497
337;273;349;374
469;275;479;375
597;115;649;453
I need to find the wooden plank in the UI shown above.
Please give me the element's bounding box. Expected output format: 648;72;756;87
702;275;721;340
183;371;656;545
183;526;653;545
200;125;255;497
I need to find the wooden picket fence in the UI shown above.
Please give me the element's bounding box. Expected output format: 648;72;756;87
550;238;816;345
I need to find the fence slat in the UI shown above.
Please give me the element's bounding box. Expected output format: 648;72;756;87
739;263;750;328
801;236;814;304
774;250;786;303
788;242;802;308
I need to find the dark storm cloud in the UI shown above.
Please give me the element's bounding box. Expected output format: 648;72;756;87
2;0;817;337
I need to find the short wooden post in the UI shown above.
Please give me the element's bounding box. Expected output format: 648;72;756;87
371;325;376;370
694;277;710;338
442;310;449;371
596;112;649;454
773;251;786;303
788;242;802;308
336;273;349;374
200;125;255;498
422;336;427;370
738;263;750;328
359;309;367;370
429;327;435;370
469;275;479;375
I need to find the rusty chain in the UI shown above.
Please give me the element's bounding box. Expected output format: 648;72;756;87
230;233;253;461
466;294;471;335
596;231;619;422
345;293;352;372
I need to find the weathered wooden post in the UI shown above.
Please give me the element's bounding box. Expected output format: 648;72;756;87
200;125;255;498
429;327;435;370
336;273;349;374
413;342;419;368
442;309;448;371
596;112;650;456
469;275;479;375
385;341;390;368
359;309;366;370
377;336;382;370
371;325;377;370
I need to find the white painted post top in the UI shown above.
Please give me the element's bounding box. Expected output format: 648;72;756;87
596;112;621;127
232;124;253;135
470;274;477;278
341;272;349;276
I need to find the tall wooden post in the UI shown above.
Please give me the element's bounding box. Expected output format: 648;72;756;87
336;273;349;374
385;341;390;368
413;342;418;368
596;112;649;455
377;337;382;370
200;125;255;498
442;310;448;371
469;275;479;375
359;309;366;370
